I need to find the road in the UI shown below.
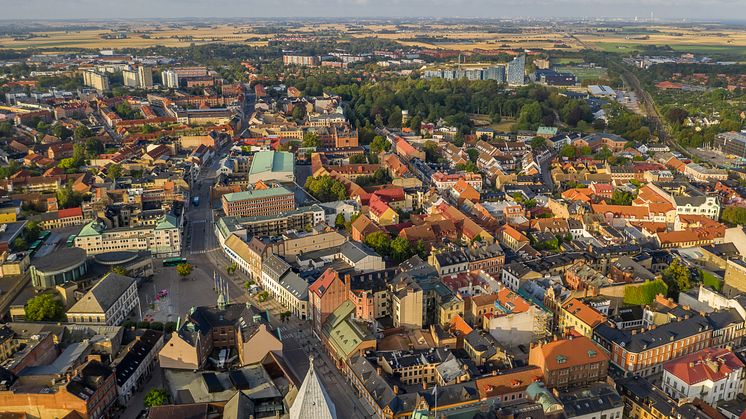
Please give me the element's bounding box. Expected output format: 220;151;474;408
538;149;556;191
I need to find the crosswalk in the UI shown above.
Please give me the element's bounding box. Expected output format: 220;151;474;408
190;247;219;255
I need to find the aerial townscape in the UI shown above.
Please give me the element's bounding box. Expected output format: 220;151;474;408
3;5;746;419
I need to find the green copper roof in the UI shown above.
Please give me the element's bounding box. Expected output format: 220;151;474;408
322;301;368;360
223;186;293;203
78;221;104;237
249;150;294;175
154;214;178;230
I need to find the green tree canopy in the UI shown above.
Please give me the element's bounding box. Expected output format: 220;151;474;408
661;259;692;297
304;176;348;202
25;293;64;321
176;263;193;277
144;388;169;408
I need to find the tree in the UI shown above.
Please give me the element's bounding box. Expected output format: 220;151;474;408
106;164;122;181
661;259;692;297
51;124;72;139
390;236;414;262
305;176;348;202
257;291;269;302
111;266;129;276
302;132;322;148
176;263;193;278
12;237;28;251
349;154;367;164
423;141;443;164
85;137;104;158
529;136;547;150
144;388;169;408
721;206;746;225
466;148;479;163
73;125;92;140
558;144;577;159
25;293;64;321
291;104;307;121
665;107;689;125
335;213;346;229
364;231;390;256
610;189;635;206
370;135;391;154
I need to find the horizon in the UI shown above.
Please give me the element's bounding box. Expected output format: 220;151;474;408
4;0;746;22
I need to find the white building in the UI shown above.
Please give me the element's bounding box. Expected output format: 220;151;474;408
673;195;721;220
662;347;745;406
66;272;140;326
261;254;309;320
75;215;181;258
161;70;179;88
137;66;153;88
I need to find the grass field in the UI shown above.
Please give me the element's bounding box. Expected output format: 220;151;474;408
554;66;608;81
576;26;746;58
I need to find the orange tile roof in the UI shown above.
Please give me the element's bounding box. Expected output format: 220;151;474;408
592;203;650;220
450;314;474;337
476;367;543;399
533;335;608;371
562;298;606;328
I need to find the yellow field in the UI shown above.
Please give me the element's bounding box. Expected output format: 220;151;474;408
2;22;746;57
0;24;269;49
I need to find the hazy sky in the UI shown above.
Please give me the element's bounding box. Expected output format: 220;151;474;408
3;0;746;21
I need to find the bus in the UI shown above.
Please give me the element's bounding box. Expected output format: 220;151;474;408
29;240;42;255
163;257;187;267
39;231;51;241
66;235;77;247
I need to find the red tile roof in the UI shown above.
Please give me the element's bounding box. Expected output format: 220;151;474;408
664;348;744;385
58;207;83;219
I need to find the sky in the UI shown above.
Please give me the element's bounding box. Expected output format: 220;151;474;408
2;0;746;21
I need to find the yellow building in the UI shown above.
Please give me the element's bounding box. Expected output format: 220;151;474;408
559;298;606;337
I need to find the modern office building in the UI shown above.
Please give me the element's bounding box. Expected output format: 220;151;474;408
222;186;296;218
507;54;526;86
715;131;746;158
30;247;88;288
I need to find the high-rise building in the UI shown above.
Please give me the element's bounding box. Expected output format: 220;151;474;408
137;66;153;88
507;54;526;86
82;70;110;91
122;69;139;88
161;70;179;88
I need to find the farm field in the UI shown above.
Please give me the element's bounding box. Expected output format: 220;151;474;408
0;25;269;49
575;26;746;58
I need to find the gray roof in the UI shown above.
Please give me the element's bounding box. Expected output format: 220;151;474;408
67;273;136;314
595;314;711;353
340;240;379;263
672;195;708;206
279;270;309;301
558;383;623;417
